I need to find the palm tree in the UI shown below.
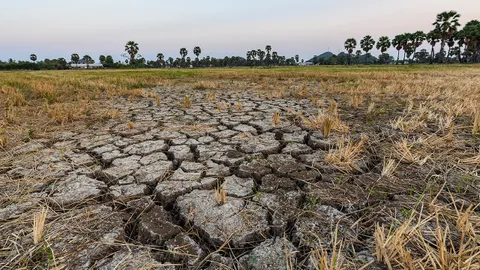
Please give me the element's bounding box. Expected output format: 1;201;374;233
376;36;391;64
401;33;412;64
83;55;92;68
180;48;188;60
412;31;426;59
265;45;272;65
71;53;80;66
99;55;106;65
125;41;139;67
392;35;404;65
344;38;357;65
433;11;461;63
454;30;466;62
30;54;37;63
193;46;201;61
179;48;188;67
355;50;362;64
168;57;174;67
257;50;265;65
360;35;376;64
295;55;299;64
427;29;441;63
265;45;272;55
272;51;278;65
156;53;164;67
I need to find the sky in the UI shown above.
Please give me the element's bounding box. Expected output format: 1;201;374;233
1;0;480;62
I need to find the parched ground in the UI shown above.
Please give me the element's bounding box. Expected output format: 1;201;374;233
0;67;479;269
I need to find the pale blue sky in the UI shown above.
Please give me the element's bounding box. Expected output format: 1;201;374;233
1;0;480;62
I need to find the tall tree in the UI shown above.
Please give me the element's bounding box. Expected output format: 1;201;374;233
30;54;37;63
392;34;404;65
376;36;391;64
344;38;357;65
427;29;441;64
295;55;299;64
360;35;376;64
412;31;426;59
125;41;139;67
99;55;106;65
83;55;92;68
462;20;480;62
193;46;201;61
71;53;80;65
433;11;461;63
272;51;278;65
156;53;164;67
179;48;188;67
105;55;114;67
401;33;413;64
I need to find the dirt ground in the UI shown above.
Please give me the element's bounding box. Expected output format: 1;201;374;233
0;66;479;269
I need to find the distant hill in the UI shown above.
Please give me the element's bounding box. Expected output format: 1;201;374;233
307;51;378;64
307;52;334;62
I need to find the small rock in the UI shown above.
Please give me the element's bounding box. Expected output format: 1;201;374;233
238;238;297;270
137;206;182;245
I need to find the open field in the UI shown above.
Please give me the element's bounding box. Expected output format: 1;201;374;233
1;65;480;269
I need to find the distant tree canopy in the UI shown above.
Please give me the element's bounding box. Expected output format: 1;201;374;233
2;11;479;70
342;10;480;65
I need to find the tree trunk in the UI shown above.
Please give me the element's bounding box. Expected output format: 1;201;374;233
446;47;451;63
430;46;435;64
396;50;400;65
440;40;446;63
402;51;406;64
364;52;368;65
348;53;351;65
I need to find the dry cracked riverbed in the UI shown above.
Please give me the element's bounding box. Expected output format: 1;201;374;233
1;87;478;269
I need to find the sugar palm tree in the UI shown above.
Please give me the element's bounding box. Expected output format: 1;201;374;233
401;33;412;64
295;55;299;64
344;38;357;65
30;54;37;63
180;48;188;60
71;53;80;65
125;41;139;67
433;11;461;63
360;35;375;64
156;53;164;67
272;51;278;65
265;45;272;55
392;35;404;65
193;46;201;61
376;36;391;64
454;30;466;62
427;29;441;63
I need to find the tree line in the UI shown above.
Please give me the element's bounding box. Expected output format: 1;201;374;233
344;11;480;65
1;10;478;70
0;42;301;70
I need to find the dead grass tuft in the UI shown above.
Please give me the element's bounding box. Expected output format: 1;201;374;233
325;136;368;172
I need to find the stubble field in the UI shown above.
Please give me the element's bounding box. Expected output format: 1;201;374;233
0;65;479;269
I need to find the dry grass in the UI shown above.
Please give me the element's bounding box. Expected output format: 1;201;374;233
473;109;480;136
33;208;48;245
325;136;368;172
127;121;135;129
375;197;480;270
273;112;281;126
393;138;430;165
215;185;227;205
183;95;191;108
303;109;349;137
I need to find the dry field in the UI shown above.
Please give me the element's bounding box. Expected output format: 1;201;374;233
0;65;479;269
